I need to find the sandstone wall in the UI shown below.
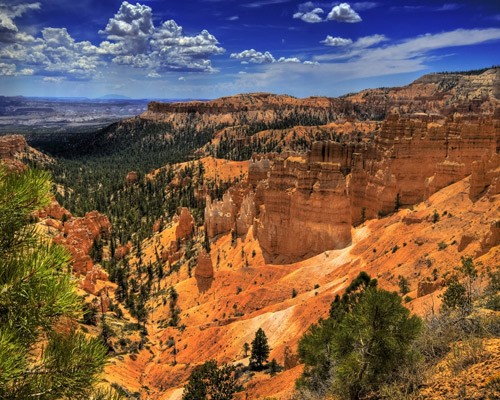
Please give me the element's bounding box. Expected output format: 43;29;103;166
349;114;499;224
255;157;352;258
205;113;499;260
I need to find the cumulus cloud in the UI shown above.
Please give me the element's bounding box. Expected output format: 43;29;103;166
293;7;324;23
99;1;153;56
277;56;301;63
99;2;225;73
321;34;386;50
320;36;353;46
231;49;316;65
0;24;103;79
231;49;276;64
0;2;40;42
0;1;224;79
327;3;362;23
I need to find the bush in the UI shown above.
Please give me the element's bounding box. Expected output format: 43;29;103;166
442;280;468;311
446;337;486;375
438;241;448;250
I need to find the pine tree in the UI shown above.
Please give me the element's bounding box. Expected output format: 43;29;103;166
182;360;238;400
250;328;270;370
0;166;110;399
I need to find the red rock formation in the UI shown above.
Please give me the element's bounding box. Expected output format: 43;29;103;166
205;192;237;238
175;208;194;239
55;211;111;274
470;153;499;201
0;135;28;171
195;249;214;279
255;156;352;259
349;114;499;224
417;280;444;298
115;243;131;260
36;199;72;221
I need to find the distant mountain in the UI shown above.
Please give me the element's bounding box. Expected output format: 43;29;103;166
97;94;132;100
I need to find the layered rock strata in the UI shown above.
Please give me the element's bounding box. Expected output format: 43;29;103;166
205;113;499;260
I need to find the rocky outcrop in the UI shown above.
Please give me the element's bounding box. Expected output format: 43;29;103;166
0;135;28;171
417;280;444;298
255;157;352;259
204;112;498;261
195;249;214;279
349;114;499;224
205;192;237;238
0;134;28;158
175;208;195;239
36;199;72;221
480;220;500;253
54;211;111;275
470;153;500;200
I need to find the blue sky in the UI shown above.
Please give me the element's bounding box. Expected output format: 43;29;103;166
0;0;499;98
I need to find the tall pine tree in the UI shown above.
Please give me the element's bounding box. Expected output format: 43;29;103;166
250;328;270;370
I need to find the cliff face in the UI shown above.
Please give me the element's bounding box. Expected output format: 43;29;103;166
204;112;499;261
349;114;499;224
255;157;352;259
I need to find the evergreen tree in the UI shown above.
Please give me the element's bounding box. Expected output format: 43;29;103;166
0;166;109;399
182;360;238;400
297;273;422;400
250;328;270;370
330;288;422;399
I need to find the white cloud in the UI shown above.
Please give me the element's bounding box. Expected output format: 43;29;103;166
99;1;153;55
178;76;185;81
99;2;225;73
231;49;276;63
327;3;362;23
231;49;317;65
0;62;33;76
321;34;386;49
293;7;324;23
147;71;160;78
352;34;387;48
227;15;239;21
320;36;353;46
277;56;301;63
303;60;319;65
0;25;103;79
0;2;40;42
0;1;224;79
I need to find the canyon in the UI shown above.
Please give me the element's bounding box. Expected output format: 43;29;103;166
0;67;499;399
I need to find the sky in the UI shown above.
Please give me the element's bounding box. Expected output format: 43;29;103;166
0;0;499;99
